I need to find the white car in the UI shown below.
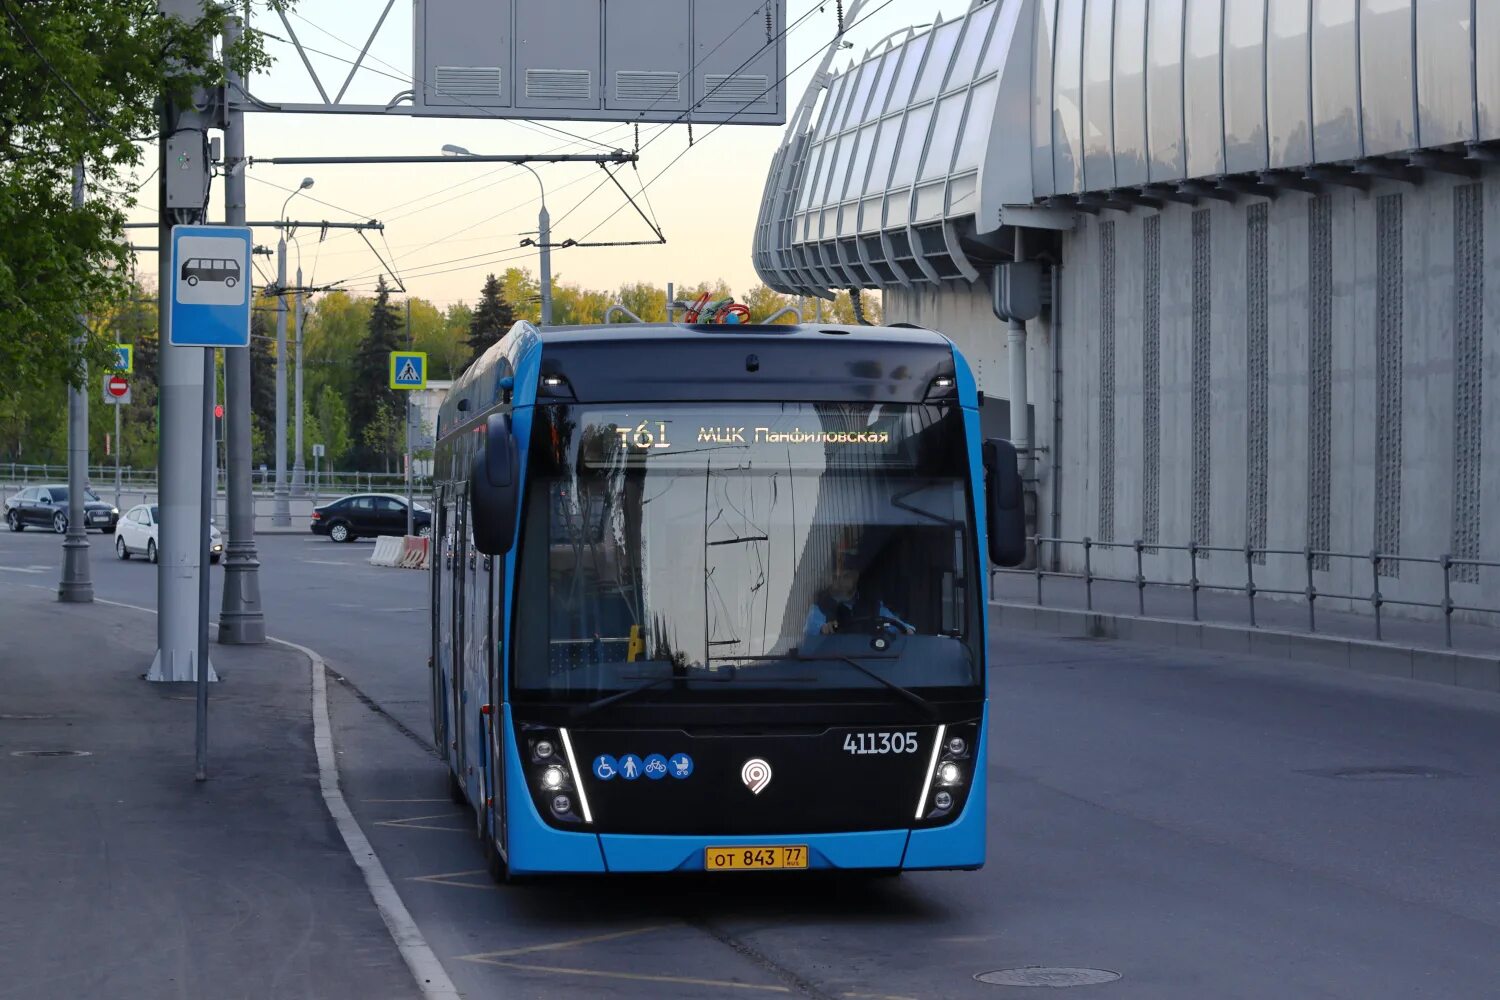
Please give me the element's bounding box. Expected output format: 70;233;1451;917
115;504;223;564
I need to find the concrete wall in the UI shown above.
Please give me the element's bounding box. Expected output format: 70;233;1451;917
1055;169;1500;623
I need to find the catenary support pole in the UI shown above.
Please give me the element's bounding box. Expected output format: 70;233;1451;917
149;2;216;683
405;298;414;537
538;203;552;326
291;266;305;494
59;161;93;604
219;10;266;644
272;236;290;524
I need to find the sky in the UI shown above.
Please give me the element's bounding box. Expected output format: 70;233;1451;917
124;0;972;308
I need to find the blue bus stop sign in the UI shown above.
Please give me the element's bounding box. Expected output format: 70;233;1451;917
168;224;253;347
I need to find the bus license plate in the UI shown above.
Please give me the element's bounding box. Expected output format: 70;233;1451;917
705;846;808;872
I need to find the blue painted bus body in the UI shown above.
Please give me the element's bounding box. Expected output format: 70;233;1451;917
432;322;992;876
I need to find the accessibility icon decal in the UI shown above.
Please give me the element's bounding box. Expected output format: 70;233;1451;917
668;753;694;779
618;753;644;781
643;754;669;780
592;754;619;781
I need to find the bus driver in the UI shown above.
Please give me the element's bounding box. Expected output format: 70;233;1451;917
803;563;915;644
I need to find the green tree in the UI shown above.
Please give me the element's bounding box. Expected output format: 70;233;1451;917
249;295;277;467
408;296;467;379
743;284;796;324
361;399;403;474
313;383;351;467
301;290;371;406
0;2;276;389
350;276;403;469
499;268;540;324
615;281;668;323
551;282;611;326
468;273;515;358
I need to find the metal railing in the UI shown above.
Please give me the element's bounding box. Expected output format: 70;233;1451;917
2;463;429;498
993;536;1500;650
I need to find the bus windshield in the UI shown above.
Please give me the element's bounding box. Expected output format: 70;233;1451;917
513;402;981;702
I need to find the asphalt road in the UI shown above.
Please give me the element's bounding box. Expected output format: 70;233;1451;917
4;529;1499;998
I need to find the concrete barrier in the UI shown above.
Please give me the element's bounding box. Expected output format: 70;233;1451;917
398;537;429;570
369;536;404;567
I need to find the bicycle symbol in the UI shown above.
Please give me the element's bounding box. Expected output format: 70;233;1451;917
643;753;669;780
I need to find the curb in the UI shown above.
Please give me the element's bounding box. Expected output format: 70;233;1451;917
989;601;1500;695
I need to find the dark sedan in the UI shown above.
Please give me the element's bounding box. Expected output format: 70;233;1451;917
310;493;432;543
5;484;119;534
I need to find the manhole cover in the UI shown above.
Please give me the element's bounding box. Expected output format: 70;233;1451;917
977;968;1121;988
10;750;92;758
1301;765;1456;781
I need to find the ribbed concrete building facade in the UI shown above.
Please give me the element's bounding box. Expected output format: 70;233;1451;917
756;0;1500;620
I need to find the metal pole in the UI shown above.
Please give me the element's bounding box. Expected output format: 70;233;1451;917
272;236;291;524
538;202;553;326
219;10;267;644
59;159;93;604
405;298;414;536
149;57;215;683
291;265;306;494
196;348;213;780
114;403;122;510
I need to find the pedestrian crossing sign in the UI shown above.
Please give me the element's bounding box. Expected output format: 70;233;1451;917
389;351;427;390
112;344;133;373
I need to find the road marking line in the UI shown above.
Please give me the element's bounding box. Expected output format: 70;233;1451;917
366;798;450;803
76;592;461;1000
463;959;793;992
288;634;464;1000
304;558;359;567
0;566;46;574
408;870;498;891
461;924;673;961
374;811;470;833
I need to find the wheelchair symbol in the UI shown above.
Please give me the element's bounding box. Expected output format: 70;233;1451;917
593;754;618;780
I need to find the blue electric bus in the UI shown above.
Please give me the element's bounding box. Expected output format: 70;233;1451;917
430;320;1024;878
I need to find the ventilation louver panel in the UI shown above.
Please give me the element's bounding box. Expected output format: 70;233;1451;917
616;71;681;103
703;74;770;106
434;66;502;97
526;69;593;100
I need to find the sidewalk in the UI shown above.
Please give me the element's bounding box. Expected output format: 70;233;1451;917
0;584;418;1000
990;571;1500;691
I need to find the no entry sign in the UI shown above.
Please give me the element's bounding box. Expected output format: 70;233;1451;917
102;374;132;405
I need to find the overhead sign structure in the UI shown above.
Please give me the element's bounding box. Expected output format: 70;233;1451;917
390;351;428;389
102;374;132;405
168;224;253;347
112;344;134;373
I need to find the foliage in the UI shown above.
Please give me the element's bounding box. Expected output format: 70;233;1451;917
349;276;404;468
313;383;350;466
0;0;279;390
616;281;668;323
467;273;515;358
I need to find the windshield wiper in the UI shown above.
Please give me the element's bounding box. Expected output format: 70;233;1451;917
568;663;734;721
728;653;940;720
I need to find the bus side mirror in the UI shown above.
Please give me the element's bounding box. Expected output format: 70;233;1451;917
470;412;519;556
983;438;1026;567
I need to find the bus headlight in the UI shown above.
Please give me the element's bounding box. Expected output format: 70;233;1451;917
915;721;979;823
520;724;593;826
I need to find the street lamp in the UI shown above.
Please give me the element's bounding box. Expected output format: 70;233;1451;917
442;144;551;325
272;176;313;525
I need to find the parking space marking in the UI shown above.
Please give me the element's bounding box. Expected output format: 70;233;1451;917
462;924;672;960
407;869;497;891
465;960;794;992
374;811;470;833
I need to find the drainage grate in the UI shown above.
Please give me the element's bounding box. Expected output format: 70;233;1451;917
10;749;92;758
1301;765;1456;781
977;968;1122;988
